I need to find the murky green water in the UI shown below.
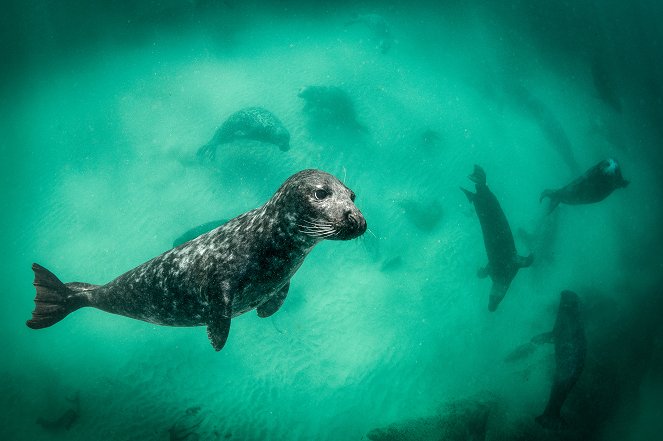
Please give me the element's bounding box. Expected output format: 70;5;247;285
2;1;662;440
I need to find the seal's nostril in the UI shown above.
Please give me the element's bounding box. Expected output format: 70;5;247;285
347;212;358;226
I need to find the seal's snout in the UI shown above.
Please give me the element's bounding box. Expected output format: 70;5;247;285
347;211;367;234
329;209;366;241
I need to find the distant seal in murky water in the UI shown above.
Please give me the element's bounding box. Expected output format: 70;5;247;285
534;290;586;430
298;85;365;131
461;165;533;311
36;392;80;432
345;13;393;53
196;106;290;161
27;170;366;351
540;158;629;213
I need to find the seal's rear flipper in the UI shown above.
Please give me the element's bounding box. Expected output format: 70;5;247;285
531;331;554;345
207;318;231;351
540;190;560;214
469;165;487;185
516;253;534;269
27;264;86;329
504;341;537;363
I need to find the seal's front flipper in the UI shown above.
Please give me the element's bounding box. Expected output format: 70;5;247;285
504;341;537;363
257;282;290;318
196;142;217;162
531;331;554;345
460;187;475;203
516;253;534;268
535;413;567;430
540;189;560;214
477;264;490;279
207;317;231;351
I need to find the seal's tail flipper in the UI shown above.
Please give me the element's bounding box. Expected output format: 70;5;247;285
469;165;487;185
26;264;87;329
540;189;560;214
531;331;555;345
488;283;508;312
516;253;534;269
196;142;217;162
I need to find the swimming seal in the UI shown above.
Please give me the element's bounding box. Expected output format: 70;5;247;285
298;85;365;131
27;170;366;351
540;158;629;213
533;290;586;430
461;165;533;311
345;13;393;53
197;106;290;161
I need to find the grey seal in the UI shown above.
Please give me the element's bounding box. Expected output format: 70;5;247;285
533;290;586;430
345;13;393;53
36;392;80;432
540;158;629;213
298;85;365;132
27;169;366;351
461;165;533;311
196;106;290;161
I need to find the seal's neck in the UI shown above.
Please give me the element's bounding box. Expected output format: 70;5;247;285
256;200;321;253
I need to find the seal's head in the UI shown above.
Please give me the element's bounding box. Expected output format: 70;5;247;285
559;290;580;309
273;169;367;241
601;158;629;188
273;126;290;151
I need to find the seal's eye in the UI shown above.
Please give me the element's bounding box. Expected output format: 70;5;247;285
350;191;356;202
314;189;329;200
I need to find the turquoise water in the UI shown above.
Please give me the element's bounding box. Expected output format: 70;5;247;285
2;1;662;440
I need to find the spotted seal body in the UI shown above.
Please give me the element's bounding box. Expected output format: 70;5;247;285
27;170;366;351
197;106;290;161
540;158;629;213
461;165;533;311
534;290;586;429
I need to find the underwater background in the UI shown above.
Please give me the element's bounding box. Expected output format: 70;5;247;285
2;1;663;440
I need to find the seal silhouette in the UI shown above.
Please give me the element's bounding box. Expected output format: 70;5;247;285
534;290;586;429
461;165;533;311
27;170;366;351
197;106;290;161
540;158;628;213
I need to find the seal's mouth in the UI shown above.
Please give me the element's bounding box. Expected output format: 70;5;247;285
334;212;367;240
297;212;367;241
